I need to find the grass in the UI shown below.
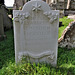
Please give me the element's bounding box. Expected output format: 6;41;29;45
59;17;73;38
0;17;75;75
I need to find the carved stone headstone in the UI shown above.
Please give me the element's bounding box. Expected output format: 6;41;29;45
13;0;59;66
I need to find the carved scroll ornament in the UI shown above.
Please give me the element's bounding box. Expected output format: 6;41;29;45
44;12;58;24
14;12;30;22
18;50;55;62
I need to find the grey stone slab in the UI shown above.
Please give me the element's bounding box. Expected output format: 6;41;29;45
13;0;59;66
0;13;4;35
0;5;12;30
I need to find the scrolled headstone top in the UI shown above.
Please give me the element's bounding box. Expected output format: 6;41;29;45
13;0;59;67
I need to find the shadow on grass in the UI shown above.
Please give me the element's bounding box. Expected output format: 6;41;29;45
0;29;15;69
57;47;75;75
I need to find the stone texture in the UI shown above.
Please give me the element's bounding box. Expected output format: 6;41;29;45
58;21;75;49
0;12;6;41
13;0;75;10
13;0;46;10
0;13;4;35
13;0;59;66
0;5;12;30
68;15;75;20
13;0;27;10
58;0;64;2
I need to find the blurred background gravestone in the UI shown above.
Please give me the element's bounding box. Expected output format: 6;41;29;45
0;0;13;31
0;13;4;41
0;0;4;41
0;12;6;41
13;0;29;10
58;21;75;49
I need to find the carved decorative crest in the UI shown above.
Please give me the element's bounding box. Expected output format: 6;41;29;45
32;2;41;12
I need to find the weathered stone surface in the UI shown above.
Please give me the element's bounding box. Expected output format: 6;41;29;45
13;0;75;10
0;13;4;35
13;0;59;66
58;21;75;49
58;0;64;2
13;0;46;10
0;12;6;41
68;15;75;20
13;0;27;10
0;5;13;30
0;12;4;41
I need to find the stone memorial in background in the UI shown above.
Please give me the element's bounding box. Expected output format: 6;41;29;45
0;13;6;41
58;21;75;49
1;5;13;30
13;0;59;66
0;0;12;31
13;0;27;10
13;0;45;10
0;13;4;36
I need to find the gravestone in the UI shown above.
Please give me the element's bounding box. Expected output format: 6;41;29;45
0;13;4;35
0;13;6;41
0;0;13;31
13;0;27;10
58;21;75;49
13;0;59;66
1;5;13;30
